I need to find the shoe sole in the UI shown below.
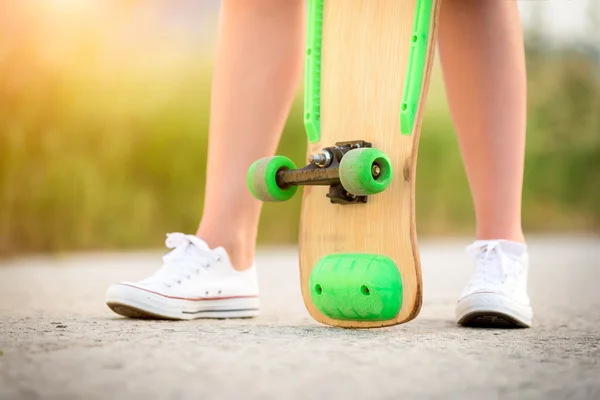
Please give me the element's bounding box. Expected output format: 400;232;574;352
455;292;533;328
106;284;260;320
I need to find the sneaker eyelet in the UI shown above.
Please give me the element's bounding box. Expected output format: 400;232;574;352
177;280;182;284
205;291;209;295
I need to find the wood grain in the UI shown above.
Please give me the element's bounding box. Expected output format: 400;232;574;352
298;0;441;328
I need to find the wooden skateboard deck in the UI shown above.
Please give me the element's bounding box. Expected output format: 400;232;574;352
248;0;440;328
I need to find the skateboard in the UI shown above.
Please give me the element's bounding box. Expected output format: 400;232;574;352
247;0;440;328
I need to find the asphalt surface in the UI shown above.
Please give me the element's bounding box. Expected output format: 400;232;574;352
0;236;599;400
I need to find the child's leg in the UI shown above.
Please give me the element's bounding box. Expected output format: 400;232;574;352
196;0;306;270
438;0;533;327
105;0;305;320
438;0;526;243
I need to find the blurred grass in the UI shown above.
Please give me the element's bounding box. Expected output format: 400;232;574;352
0;3;599;255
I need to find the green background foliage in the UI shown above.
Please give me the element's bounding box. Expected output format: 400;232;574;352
0;3;598;255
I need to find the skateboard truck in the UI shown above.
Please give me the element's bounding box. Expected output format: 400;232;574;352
278;140;372;205
247;140;393;205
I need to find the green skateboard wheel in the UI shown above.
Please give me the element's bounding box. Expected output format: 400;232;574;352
309;253;403;322
339;148;393;196
247;156;298;202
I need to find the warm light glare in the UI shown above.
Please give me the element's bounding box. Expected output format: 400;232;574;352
46;0;96;10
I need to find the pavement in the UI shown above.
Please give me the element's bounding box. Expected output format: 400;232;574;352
0;236;599;400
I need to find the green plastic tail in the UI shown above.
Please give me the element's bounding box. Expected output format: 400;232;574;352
309;253;403;322
304;0;323;144
400;0;433;136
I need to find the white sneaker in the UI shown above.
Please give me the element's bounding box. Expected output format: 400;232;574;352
106;233;260;320
455;239;533;328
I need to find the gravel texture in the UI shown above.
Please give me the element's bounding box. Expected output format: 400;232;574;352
1;236;599;400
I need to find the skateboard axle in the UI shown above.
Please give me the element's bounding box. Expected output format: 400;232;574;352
276;140;374;205
372;164;381;178
277;140;372;187
308;151;332;168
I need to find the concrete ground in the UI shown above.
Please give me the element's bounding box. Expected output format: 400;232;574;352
0;236;599;400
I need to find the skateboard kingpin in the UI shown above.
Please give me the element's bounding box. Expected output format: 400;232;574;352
247;0;441;328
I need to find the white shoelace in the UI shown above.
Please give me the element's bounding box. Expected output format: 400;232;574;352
465;240;523;288
147;233;221;288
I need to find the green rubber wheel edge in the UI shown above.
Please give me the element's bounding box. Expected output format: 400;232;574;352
339;148;393;196
247;156;298;202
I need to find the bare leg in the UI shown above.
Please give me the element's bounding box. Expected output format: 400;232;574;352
196;0;305;269
438;0;527;243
